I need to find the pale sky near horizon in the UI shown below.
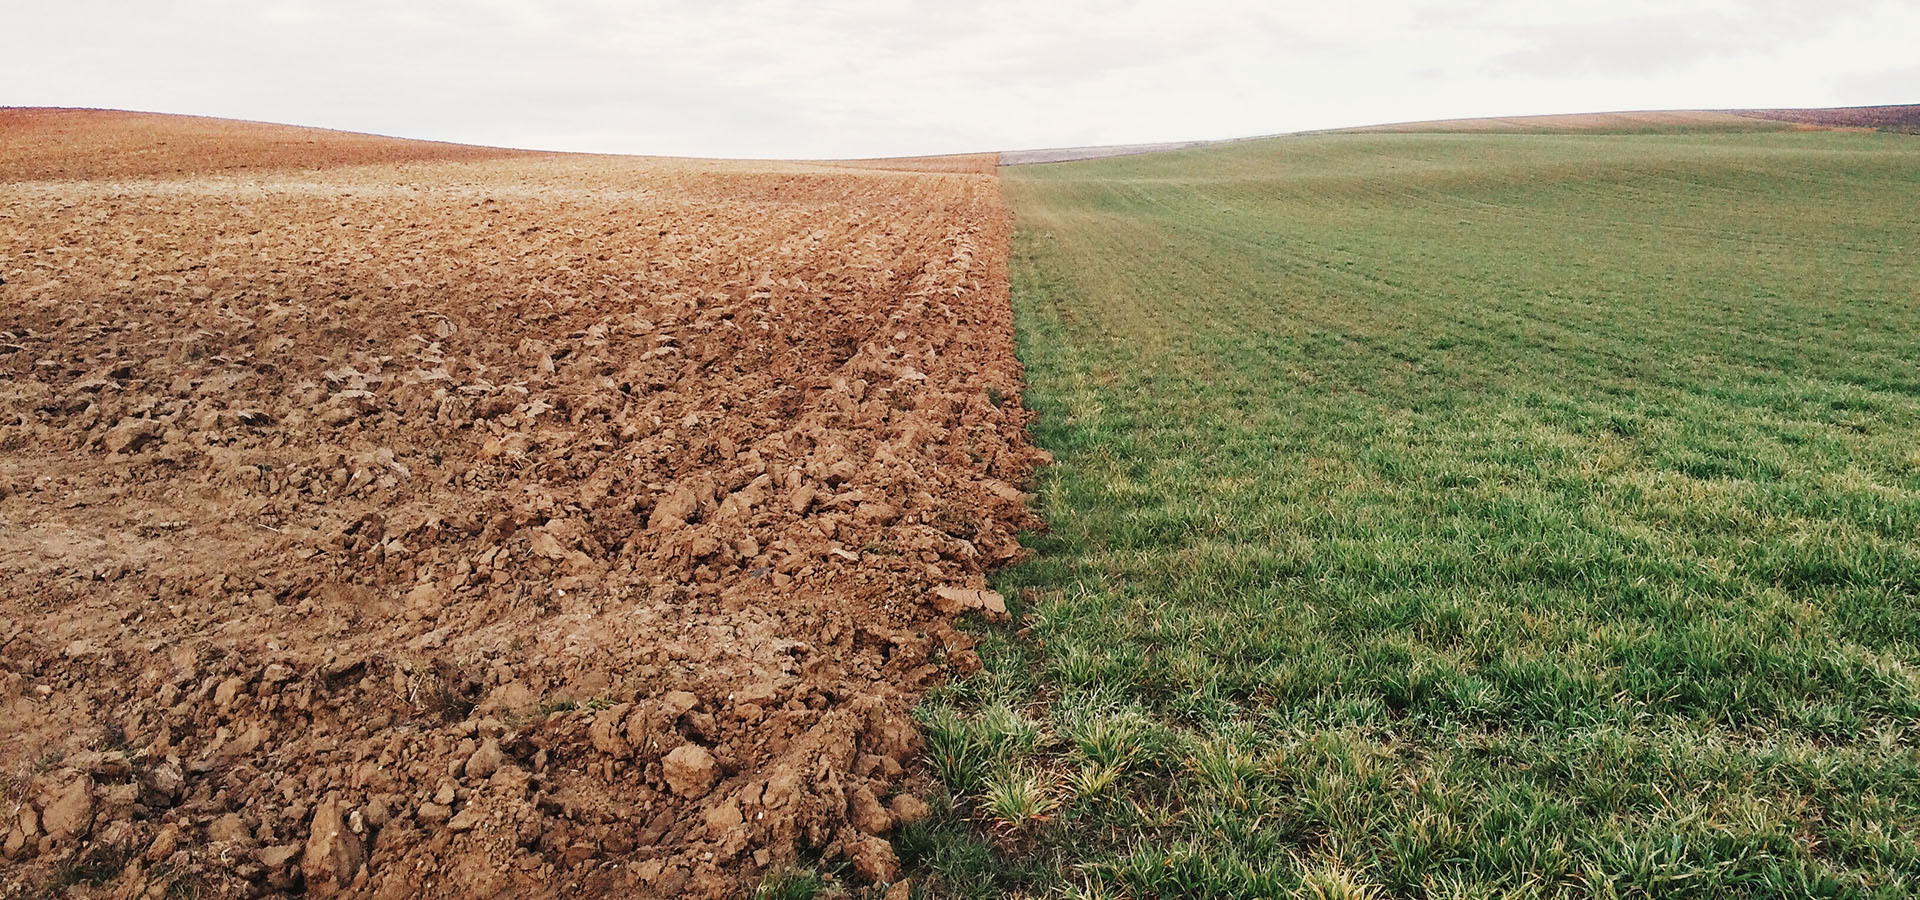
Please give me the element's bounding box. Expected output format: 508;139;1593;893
9;0;1918;159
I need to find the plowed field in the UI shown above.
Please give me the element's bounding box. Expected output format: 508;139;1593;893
1737;104;1920;134
0;110;1041;899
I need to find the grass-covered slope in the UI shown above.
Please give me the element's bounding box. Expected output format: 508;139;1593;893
905;130;1920;899
1339;109;1793;134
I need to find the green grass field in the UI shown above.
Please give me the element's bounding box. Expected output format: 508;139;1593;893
900;130;1920;899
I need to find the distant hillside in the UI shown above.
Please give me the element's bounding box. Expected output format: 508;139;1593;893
999;107;1918;167
999;110;1810;167
1338;110;1790;134
0;108;530;180
2;108;1008;179
822;152;1001;174
1000;140;1221;166
1736;105;1920;134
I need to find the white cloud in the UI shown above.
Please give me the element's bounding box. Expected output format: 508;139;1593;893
4;0;1915;158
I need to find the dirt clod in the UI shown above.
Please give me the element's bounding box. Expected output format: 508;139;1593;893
101;417;163;454
303;800;366;897
845;833;901;883
663;744;721;799
464;738;506;780
849;784;894;835
889;793;931;825
931;586;1010;620
39;775;95;841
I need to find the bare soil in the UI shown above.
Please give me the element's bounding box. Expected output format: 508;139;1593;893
0;112;1040;899
0;109;532;181
1735;104;1920;134
820;154;1000;175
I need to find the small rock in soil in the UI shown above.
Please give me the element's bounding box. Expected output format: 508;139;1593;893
662;743;720;799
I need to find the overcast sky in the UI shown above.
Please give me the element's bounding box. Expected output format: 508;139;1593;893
9;0;1918;159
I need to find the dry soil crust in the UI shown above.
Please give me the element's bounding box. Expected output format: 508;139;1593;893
0;111;1040;899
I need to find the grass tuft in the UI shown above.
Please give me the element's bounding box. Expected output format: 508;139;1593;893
982;766;1060;830
1296;863;1382;900
751;866;826;900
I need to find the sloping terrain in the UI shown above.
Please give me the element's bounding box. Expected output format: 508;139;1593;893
0;109;532;180
999;141;1219;166
822;154;1001;175
1738;104;1920;134
1340;108;1791;133
999;106;1916;167
913;129;1920;897
1;112;1042;899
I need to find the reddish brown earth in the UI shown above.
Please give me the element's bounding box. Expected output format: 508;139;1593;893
0;109;533;181
1735;104;1920;134
1;111;1041;898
